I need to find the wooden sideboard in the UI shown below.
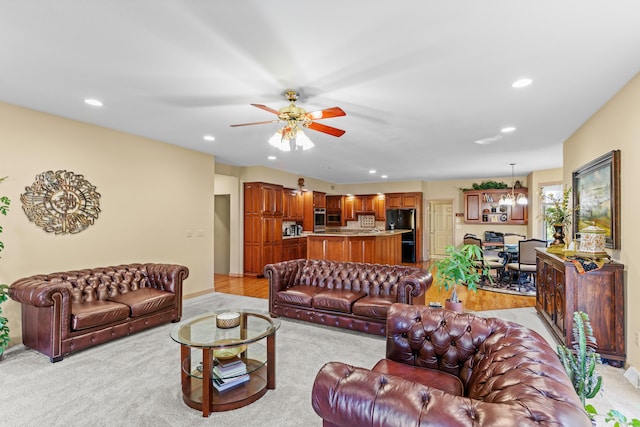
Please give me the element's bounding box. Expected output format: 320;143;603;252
535;249;625;366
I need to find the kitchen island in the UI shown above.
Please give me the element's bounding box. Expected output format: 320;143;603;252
306;229;409;265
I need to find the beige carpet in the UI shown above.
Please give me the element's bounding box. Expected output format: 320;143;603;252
2;293;638;426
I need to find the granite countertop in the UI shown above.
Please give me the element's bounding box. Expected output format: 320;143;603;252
307;229;411;237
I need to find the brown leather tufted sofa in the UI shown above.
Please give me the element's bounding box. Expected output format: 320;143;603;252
9;263;189;362
312;303;591;427
264;259;432;336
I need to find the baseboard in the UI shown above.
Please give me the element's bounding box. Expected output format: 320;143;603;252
623;366;640;388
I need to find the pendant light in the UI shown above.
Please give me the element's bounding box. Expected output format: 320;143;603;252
498;163;528;206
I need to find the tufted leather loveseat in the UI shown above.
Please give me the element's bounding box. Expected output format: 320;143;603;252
264;259;432;336
9;263;189;362
312;303;591;427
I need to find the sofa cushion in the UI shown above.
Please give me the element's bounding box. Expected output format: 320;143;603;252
352;295;395;319
276;285;325;307
71;301;131;331
109;288;176;317
372;358;464;396
312;289;367;313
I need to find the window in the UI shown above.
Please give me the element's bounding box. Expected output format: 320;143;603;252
539;184;563;243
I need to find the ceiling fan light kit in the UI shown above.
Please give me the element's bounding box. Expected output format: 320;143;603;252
231;90;346;152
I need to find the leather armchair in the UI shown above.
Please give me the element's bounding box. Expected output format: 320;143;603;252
312;303;590;427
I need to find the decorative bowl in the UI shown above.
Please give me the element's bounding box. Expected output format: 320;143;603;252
212;339;247;360
216;311;240;329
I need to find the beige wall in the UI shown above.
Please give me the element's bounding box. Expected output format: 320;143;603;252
1;102;215;346
564;72;640;370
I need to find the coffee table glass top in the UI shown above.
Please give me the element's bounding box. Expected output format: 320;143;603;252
170;308;280;349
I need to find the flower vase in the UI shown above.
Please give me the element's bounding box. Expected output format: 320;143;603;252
547;224;566;254
552;224;566;246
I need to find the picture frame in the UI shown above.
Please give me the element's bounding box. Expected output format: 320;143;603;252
572;150;620;249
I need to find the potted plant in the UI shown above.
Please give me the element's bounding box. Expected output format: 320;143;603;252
558;311;640;426
539;187;578;250
0;176;10;360
431;244;491;312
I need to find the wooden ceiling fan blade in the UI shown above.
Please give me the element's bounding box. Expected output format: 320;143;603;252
230;119;280;127
306;121;346;137
251;103;281;115
306;107;346;120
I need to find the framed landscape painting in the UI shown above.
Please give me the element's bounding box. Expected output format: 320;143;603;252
572;150;620;249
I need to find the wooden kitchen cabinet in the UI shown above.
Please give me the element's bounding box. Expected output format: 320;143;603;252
385;192;421;209
303;191;326;232
313;191;326;208
326;195;342;212
281;236;307;261
463;189;528;225
283;188;304;221
343;196;356;222
536;249;625;366
244;182;283;276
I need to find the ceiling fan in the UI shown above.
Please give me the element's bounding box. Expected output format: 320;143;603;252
230;90;346;151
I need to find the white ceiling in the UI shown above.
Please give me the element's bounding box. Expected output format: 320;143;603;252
2;1;639;184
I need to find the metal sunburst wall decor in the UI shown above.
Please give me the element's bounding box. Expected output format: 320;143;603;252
21;170;101;234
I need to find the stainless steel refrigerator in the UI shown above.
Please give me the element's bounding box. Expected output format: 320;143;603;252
385;208;416;263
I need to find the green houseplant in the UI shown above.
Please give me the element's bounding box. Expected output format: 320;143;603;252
0;176;10;359
539;187;578;249
558;311;640;426
431;244;491;311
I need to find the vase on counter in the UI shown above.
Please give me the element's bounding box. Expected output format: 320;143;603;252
547;224;566;254
552;224;566;246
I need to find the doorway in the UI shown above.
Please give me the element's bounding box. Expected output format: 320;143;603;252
214;194;231;274
428;200;454;259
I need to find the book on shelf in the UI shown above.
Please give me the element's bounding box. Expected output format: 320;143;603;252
215;356;244;369
213;357;247;377
212;373;250;392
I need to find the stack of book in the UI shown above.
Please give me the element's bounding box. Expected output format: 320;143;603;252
212;357;249;392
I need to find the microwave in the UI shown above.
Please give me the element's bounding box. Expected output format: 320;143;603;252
327;213;341;225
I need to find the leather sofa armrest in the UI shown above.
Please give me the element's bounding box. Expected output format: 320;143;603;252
312;361;591;427
143;263;189;294
395;269;432;304
264;260;301;292
9;277;72;308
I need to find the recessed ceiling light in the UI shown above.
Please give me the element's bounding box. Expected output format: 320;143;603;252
203;135;215;141
381;175;388;179
512;78;532;88
267;156;276;160
501;127;516;133
474;135;503;145
369;169;376;174
84;98;103;107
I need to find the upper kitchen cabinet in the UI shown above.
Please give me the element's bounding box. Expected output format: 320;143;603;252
343;196;356;222
463;189;528;225
283;188;304;221
385;192;421;209
326;195;342;212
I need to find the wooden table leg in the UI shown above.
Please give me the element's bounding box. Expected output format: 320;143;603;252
267;332;276;390
202;348;212;417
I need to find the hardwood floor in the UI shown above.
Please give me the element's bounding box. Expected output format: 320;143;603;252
213;260;535;311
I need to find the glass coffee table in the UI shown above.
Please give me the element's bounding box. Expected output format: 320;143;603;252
170;309;281;417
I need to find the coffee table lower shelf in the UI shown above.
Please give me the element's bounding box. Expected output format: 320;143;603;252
182;362;268;414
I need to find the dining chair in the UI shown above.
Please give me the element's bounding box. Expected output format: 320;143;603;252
462;235;504;279
503;233;526;246
506;238;547;285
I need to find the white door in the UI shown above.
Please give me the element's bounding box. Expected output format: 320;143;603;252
430;200;453;258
